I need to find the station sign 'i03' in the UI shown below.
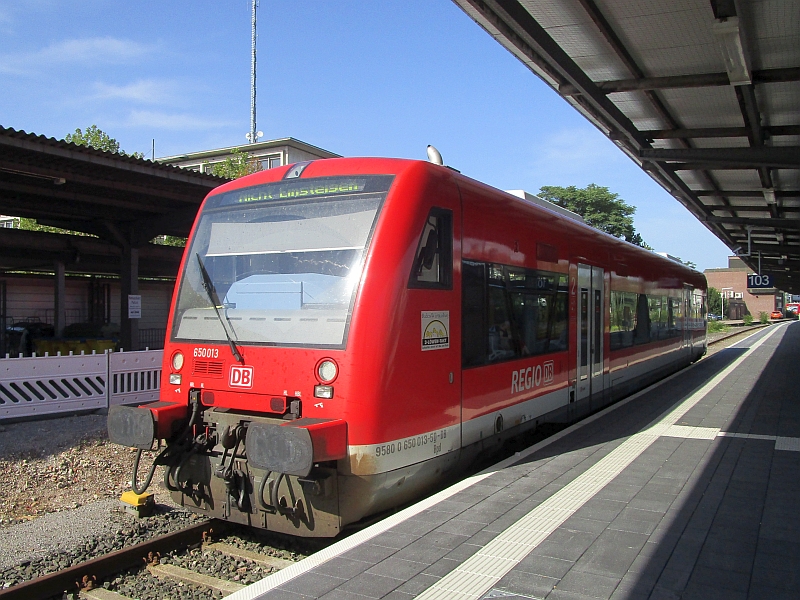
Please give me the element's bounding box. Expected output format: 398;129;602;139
747;273;777;295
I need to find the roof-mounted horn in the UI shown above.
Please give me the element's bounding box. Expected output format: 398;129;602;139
426;145;444;166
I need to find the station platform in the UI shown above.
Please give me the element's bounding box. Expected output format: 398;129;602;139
231;321;799;600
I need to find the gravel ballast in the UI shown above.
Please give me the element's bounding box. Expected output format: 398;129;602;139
0;412;172;528
0;411;186;583
0;412;320;598
0;504;202;588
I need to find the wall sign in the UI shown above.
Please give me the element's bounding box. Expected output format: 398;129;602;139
128;295;142;319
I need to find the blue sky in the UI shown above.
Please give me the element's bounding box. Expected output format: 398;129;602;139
0;0;732;271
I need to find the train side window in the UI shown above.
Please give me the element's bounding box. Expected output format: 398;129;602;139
409;208;452;289
648;296;662;339
634;293;651;344
670;296;682;335
462;261;487;367
463;261;568;368
610;291;624;351
488;285;518;362
548;275;569;352
610;290;638;349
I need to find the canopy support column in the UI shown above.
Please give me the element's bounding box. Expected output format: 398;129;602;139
120;245;139;352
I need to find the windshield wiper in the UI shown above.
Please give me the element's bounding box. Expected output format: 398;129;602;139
195;253;244;363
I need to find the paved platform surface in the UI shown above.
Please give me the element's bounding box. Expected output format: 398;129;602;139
232;322;799;600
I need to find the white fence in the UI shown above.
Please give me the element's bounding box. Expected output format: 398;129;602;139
0;349;162;420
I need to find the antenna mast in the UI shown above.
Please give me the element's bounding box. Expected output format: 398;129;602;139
248;0;259;144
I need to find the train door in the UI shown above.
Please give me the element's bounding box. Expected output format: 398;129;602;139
576;264;604;403
683;285;693;354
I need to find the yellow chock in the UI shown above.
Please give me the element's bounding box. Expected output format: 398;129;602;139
120;490;155;517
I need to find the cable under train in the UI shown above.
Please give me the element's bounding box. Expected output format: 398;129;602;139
108;153;707;537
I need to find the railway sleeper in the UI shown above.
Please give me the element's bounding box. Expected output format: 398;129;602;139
147;563;245;596
80;589;136;600
203;541;295;570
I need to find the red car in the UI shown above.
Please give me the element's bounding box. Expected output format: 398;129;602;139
771;311;783;320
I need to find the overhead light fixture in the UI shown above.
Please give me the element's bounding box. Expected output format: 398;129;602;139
763;188;777;204
713;17;752;86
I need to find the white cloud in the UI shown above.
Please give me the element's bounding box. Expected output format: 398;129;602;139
91;79;180;104
123;110;234;131
0;37;154;75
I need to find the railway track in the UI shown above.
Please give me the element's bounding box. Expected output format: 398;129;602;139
0;518;315;600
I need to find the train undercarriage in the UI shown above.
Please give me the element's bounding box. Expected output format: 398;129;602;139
108;399;458;537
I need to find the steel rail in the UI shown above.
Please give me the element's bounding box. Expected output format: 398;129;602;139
0;518;228;600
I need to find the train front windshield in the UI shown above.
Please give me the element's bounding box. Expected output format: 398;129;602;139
172;175;393;348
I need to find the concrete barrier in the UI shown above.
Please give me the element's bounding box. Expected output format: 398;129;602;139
0;349;163;421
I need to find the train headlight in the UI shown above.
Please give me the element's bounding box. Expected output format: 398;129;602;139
316;359;338;383
171;351;184;371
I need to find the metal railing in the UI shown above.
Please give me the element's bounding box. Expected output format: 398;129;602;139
0;349;163;421
138;328;166;350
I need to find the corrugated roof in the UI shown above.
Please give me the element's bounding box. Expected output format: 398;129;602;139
0;126;227;184
0;125;228;275
454;0;800;293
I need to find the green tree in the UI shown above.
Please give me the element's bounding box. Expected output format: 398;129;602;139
15;126;144;236
708;287;722;315
205;148;263;179
15;217;94;237
151;235;187;247
538;184;649;248
64;125;144;159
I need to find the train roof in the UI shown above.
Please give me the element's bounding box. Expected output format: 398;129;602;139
206;156;705;287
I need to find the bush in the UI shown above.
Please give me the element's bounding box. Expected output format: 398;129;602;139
743;314;754;325
759;312;769;324
708;321;729;333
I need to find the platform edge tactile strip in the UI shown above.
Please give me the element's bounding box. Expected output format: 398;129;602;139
775;436;800;451
664;425;720;439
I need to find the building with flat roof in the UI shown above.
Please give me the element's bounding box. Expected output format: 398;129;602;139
158;138;339;174
704;257;782;319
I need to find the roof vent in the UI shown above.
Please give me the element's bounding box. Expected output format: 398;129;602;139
426;145;443;166
505;190;585;223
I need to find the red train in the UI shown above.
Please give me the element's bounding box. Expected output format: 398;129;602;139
108;156;707;536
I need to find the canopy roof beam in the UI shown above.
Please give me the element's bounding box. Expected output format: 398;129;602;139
558;66;800;96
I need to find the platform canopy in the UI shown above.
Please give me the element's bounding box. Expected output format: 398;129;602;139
454;0;800;293
0;126;225;252
0;125;228;347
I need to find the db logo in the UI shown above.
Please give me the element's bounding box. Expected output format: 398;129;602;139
230;365;254;388
543;360;554;384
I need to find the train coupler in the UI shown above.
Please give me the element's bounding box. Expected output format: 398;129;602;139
224;469;251;513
